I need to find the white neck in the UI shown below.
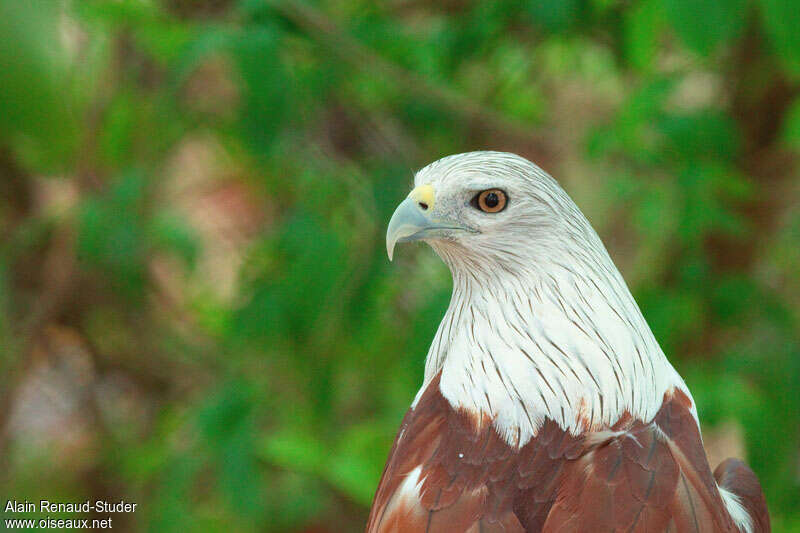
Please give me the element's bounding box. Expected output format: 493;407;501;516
415;237;693;447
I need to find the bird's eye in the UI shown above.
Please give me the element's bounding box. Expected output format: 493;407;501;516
472;189;507;213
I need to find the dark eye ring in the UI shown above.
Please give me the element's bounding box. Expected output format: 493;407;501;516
472;189;507;213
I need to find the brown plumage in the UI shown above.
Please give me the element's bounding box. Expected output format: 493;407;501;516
367;373;768;532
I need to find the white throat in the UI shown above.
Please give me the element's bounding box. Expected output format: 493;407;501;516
415;234;693;447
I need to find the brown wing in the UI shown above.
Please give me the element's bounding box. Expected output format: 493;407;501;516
542;389;752;532
714;458;770;533
367;376;764;533
366;371;579;532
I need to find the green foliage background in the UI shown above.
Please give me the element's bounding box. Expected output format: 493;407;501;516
0;0;798;531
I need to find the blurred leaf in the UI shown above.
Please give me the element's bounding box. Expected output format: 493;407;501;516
262;421;390;506
262;428;327;474
0;0;79;169
759;0;800;70
657;111;741;162
99;92;138;167
149;212;198;267
0;259;12;367
197;382;254;443
711;275;762;324
197;382;264;521
78;0;194;63
684;364;762;425
233;211;347;345
624;0;665;70
148;454;204;532
527;0;588;32
329;422;394;505
233;25;289;153
781;96;800;148
586;78;675;161
664;0;746;55
638;286;705;354
677;163;750;242
77;171;148;299
633;180;679;242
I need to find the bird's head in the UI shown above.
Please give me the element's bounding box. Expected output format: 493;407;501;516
387;151;593;276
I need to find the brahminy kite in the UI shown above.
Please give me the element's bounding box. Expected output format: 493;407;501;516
368;152;768;532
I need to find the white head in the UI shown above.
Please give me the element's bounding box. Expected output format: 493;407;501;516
387;152;606;278
387;151;693;443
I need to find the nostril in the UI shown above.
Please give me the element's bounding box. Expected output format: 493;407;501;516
418;202;429;210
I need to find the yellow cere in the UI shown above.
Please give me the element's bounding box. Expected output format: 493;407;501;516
409;184;435;210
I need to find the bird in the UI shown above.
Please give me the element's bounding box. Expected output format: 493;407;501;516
367;152;769;532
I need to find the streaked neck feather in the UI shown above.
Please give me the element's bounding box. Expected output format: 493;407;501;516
415;241;693;447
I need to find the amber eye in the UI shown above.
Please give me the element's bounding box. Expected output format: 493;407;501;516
473;189;507;213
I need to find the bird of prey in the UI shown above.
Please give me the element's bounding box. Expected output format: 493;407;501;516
368;152;769;533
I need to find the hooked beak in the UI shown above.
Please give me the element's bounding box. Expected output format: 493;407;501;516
386;185;470;260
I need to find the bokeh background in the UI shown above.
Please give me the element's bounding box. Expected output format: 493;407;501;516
1;0;798;531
